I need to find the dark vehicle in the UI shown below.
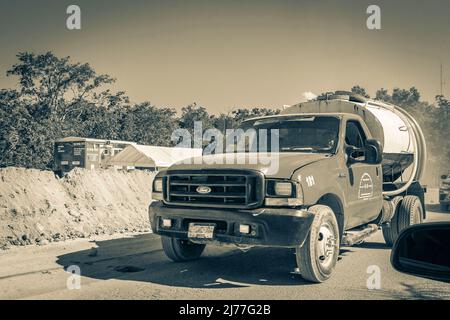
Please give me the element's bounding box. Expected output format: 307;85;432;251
149;92;428;283
391;222;450;282
439;174;450;211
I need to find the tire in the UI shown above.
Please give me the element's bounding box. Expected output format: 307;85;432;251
296;205;340;283
382;196;423;247
397;196;423;230
382;197;402;247
382;223;397;247
440;204;449;212
161;236;206;262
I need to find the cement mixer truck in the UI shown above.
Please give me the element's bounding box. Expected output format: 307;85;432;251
149;91;427;283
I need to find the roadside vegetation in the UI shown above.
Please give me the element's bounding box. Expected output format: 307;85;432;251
0;52;449;174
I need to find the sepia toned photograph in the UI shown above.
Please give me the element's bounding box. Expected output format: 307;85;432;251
0;0;449;306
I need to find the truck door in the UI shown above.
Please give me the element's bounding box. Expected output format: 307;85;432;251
344;120;383;229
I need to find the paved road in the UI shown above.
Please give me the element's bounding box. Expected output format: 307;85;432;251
1;204;449;300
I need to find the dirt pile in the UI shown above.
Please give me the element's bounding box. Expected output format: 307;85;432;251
0;167;155;249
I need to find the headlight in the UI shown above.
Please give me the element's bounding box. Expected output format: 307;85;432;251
152;178;164;201
267;180;294;197
265;180;303;207
153;178;163;192
274;182;293;196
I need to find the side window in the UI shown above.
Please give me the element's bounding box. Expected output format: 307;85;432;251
345;120;366;158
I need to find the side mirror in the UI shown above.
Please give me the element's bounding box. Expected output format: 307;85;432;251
391;222;450;283
345;139;382;165
365;139;382;165
345;145;365;164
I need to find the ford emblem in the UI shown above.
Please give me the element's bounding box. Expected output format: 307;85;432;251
196;186;212;194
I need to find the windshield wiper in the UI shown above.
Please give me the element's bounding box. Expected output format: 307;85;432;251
311;147;334;152
280;147;333;153
281;147;316;152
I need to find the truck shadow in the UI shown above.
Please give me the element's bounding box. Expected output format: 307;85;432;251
350;242;390;250
56;234;355;288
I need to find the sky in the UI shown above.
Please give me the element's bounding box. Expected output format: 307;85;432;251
1;0;450;113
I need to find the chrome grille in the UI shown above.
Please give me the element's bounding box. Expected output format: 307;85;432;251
164;170;264;208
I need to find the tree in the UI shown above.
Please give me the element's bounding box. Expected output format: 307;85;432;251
375;88;390;102
120;102;178;146
212;113;235;133
179;103;214;132
1;52;132;169
0;89;55;169
351;85;370;98
6;52;129;123
435;95;450;116
391;87;420;106
434;95;450;165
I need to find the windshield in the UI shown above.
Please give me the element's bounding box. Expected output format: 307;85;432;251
224;115;340;153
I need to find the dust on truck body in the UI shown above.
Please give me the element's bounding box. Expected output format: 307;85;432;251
149;92;427;283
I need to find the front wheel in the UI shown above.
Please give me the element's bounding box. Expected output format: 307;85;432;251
296;205;340;283
161;236;206;262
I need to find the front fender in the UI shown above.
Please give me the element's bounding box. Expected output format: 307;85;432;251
291;157;347;210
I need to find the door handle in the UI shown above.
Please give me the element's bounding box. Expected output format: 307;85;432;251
338;172;347;178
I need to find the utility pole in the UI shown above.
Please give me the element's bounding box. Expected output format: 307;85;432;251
440;63;445;96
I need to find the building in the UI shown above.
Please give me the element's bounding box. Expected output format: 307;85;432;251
54;137;135;174
54;136;202;174
108;144;202;171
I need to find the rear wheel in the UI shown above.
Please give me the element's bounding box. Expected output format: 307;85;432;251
397;195;423;229
382;197;402;247
296;205;340;283
382;195;423;246
161;236;206;262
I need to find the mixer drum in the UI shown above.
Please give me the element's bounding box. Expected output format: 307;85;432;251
282;99;414;182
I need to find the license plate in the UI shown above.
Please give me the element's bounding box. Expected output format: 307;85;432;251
188;223;215;239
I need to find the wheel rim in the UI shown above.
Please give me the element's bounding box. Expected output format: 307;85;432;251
316;221;336;269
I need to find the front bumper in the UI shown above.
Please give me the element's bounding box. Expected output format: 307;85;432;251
148;201;315;248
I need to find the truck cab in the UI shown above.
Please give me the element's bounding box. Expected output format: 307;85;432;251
149;95;426;283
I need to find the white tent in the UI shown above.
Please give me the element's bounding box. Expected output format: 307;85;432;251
108;144;202;170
